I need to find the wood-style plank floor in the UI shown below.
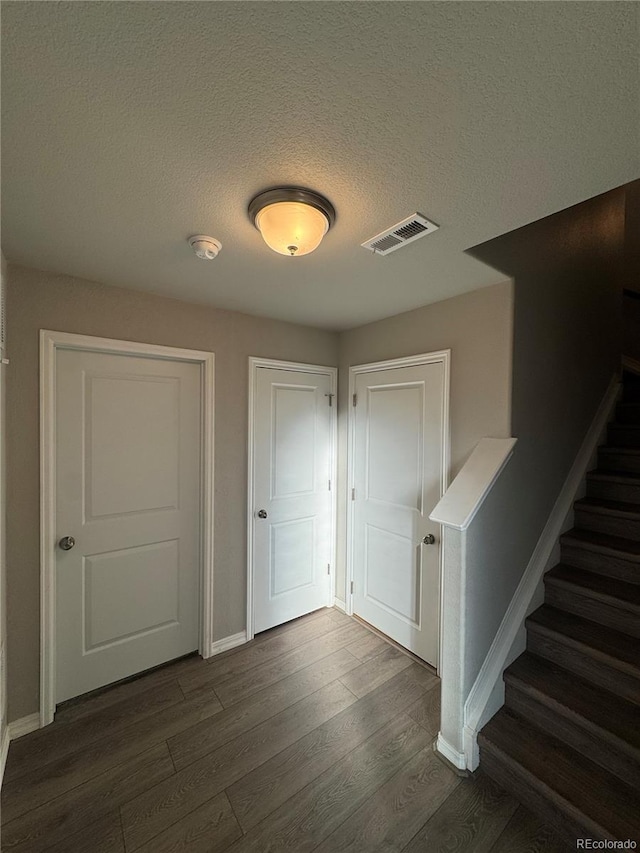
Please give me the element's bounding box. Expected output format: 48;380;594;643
2;608;574;853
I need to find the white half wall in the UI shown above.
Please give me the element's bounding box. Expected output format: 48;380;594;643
462;373;621;769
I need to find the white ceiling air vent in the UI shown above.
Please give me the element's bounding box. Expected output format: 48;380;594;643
361;213;439;256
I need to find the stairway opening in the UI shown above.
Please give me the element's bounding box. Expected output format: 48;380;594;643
478;369;640;844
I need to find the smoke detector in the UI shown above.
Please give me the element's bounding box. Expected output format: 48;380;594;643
361;213;439;256
188;235;222;260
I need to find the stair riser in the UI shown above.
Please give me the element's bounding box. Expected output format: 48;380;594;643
543;581;640;638
574;507;640;542
478;743;606;843
616;405;640;424
587;477;640;504
504;684;640;788
608;425;640;447
560;543;640;585
527;629;640;705
599;450;640;474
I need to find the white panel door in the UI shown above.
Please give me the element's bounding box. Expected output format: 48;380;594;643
55;349;201;703
352;362;444;666
253;367;333;633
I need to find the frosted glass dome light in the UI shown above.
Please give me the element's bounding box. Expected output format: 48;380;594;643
248;188;336;257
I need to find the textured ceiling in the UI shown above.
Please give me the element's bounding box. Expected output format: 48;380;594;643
2;2;639;330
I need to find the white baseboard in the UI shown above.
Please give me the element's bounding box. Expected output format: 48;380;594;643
436;733;467;770
333;597;346;613
8;712;41;741
209;631;247;657
1;712;41;789
462;372;621;771
463;723;480;770
0;725;9;786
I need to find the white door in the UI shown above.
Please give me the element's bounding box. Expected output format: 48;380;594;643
252;365;334;634
351;360;445;667
55;349;202;703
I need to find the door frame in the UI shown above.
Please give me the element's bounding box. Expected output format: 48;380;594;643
346;350;450;671
246;357;338;641
40;330;215;726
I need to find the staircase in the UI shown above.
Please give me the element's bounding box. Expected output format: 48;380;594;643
479;370;640;844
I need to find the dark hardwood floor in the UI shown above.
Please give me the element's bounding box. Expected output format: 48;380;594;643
2;608;573;852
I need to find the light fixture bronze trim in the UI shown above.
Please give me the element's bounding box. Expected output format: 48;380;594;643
248;187;336;230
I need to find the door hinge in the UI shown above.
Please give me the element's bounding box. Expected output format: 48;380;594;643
328;479;331;491
352;393;357;407
351;487;355;501
350;581;354;594
327;563;331;575
324;393;334;407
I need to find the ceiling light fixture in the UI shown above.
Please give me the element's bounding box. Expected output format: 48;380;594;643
248;187;336;257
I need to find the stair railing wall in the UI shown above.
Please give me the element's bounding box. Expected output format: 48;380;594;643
429;437;518;769
461;373;621;770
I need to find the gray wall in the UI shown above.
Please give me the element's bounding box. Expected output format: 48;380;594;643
623;179;640;362
1;254;7;753
624;179;640;295
623;293;640;364
461;186;624;707
6;265;338;721
336;280;514;600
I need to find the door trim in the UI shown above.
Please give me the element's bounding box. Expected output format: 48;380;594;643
247;357;338;641
346;350;450;672
40;330;215;727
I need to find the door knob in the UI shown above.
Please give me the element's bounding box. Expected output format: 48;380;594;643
59;536;76;551
257;509;268;519
422;533;436;545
